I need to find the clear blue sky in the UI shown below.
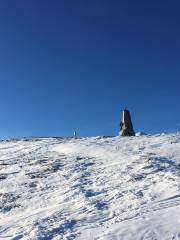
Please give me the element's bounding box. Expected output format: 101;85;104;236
0;0;179;138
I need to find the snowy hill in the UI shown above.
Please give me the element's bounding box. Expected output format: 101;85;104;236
0;133;180;240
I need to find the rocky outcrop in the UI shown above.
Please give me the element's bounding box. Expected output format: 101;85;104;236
120;109;135;136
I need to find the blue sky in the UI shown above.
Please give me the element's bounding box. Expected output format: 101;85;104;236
0;0;180;138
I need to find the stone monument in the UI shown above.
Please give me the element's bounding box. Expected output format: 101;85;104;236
120;108;135;136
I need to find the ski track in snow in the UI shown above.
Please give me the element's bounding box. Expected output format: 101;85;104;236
0;134;180;239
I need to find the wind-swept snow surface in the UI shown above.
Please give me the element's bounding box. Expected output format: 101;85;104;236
0;134;180;239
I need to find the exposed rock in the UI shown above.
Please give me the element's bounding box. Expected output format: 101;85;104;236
120;109;135;136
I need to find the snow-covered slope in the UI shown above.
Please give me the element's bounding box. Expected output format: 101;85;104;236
0;134;180;240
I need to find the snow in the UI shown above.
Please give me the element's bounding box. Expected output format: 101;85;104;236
135;132;147;136
0;133;180;239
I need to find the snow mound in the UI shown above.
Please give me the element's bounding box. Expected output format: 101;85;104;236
0;134;180;239
135;132;147;136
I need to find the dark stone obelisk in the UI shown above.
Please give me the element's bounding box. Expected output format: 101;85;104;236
120;108;135;136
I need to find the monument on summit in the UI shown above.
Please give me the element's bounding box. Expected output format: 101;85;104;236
120;109;135;136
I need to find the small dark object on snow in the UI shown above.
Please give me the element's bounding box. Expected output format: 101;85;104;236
120;108;135;136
